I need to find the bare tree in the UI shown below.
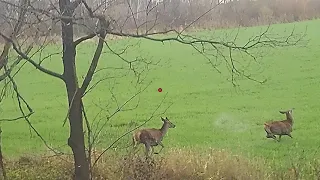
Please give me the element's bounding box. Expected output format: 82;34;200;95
0;0;305;179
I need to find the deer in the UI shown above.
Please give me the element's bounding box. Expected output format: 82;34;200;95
132;117;176;157
264;108;294;142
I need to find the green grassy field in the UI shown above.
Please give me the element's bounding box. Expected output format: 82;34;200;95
1;19;320;170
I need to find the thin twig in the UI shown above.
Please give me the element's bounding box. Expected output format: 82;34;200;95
92;92;171;168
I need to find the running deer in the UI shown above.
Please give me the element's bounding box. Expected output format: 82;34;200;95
264;108;294;142
132;117;176;157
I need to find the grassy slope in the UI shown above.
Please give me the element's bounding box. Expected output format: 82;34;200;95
0;19;319;167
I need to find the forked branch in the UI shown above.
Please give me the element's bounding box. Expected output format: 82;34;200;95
108;24;306;84
0;0;29;71
0;33;63;80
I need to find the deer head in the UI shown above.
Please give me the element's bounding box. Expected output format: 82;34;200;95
279;108;294;121
279;108;294;115
161;117;176;128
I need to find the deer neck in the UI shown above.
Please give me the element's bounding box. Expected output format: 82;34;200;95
286;113;294;124
160;122;170;137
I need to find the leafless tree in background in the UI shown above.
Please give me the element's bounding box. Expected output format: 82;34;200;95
0;0;306;179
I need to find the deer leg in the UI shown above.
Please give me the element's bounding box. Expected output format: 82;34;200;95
133;146;140;155
278;135;282;141
264;126;277;140
270;134;278;142
267;133;277;141
131;140;139;155
265;129;271;135
150;146;155;154
145;144;152;157
266;133;274;138
287;134;293;138
265;130;270;137
154;142;164;154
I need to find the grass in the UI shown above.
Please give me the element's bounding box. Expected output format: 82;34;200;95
1;19;320;178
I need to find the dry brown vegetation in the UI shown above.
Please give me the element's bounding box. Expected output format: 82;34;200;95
2;148;320;180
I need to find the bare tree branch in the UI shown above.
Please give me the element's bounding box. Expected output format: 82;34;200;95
79;25;107;96
70;0;82;11
0;0;29;71
0;45;32;81
0;33;64;80
90;81;152;149
74;33;95;46
4;68;63;155
92;91;172;168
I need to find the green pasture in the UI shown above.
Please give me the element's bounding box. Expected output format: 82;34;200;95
0;19;320;167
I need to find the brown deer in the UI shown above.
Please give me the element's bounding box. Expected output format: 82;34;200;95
132;117;176;157
264;108;294;142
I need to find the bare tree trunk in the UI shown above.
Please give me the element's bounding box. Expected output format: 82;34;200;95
0;128;7;180
59;0;89;179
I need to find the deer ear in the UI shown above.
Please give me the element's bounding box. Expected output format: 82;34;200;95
166;117;168;120
161;117;164;120
279;110;285;114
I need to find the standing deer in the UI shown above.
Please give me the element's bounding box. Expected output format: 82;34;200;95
264;108;294;142
132;117;176;157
